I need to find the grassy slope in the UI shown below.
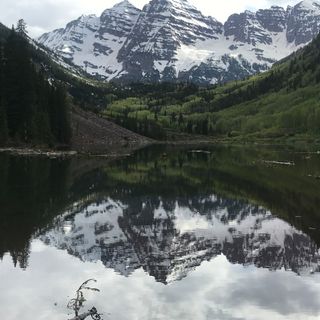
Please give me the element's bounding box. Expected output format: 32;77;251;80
215;83;320;142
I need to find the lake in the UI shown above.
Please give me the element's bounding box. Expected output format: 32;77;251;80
1;145;320;320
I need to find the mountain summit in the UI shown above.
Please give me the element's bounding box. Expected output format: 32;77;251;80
38;0;320;84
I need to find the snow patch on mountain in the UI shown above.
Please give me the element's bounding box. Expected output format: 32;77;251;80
38;0;320;84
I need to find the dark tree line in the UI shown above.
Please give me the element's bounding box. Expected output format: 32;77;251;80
0;25;71;146
114;116;167;140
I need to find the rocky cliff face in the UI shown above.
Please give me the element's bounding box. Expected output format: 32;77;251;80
287;0;320;45
39;1;141;77
38;0;320;84
40;195;320;284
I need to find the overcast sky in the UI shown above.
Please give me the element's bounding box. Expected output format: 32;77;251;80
0;0;302;38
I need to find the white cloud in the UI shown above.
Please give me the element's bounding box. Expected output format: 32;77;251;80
1;241;320;320
0;0;302;37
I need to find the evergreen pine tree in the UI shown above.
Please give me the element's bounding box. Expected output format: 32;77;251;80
0;99;8;145
49;85;71;145
0;25;72;147
16;19;28;37
4;28;36;142
0;44;8;145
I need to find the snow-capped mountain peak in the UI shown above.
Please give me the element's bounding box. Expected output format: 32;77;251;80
103;0;140;16
297;0;320;11
38;0;320;84
287;0;320;45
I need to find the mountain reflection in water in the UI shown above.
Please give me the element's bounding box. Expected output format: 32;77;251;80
1;145;320;320
41;195;319;284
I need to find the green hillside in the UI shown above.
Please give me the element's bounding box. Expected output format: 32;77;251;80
102;34;320;143
1;21;320;146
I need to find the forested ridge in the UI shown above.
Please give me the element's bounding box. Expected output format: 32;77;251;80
97;34;320;142
1;19;320;146
0;23;71;147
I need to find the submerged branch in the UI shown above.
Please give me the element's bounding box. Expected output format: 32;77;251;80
67;280;102;320
69;307;101;320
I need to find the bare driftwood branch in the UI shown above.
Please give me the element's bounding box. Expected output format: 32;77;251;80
68;307;100;320
69;310;92;320
67;280;102;320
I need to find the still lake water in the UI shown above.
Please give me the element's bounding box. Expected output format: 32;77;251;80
1;145;320;320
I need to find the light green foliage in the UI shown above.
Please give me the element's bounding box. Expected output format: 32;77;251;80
99;33;320;142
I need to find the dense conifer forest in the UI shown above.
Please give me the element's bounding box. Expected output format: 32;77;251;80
0;22;71;147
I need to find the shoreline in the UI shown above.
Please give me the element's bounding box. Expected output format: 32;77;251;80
0;139;153;158
1;135;320;159
0;147;79;158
